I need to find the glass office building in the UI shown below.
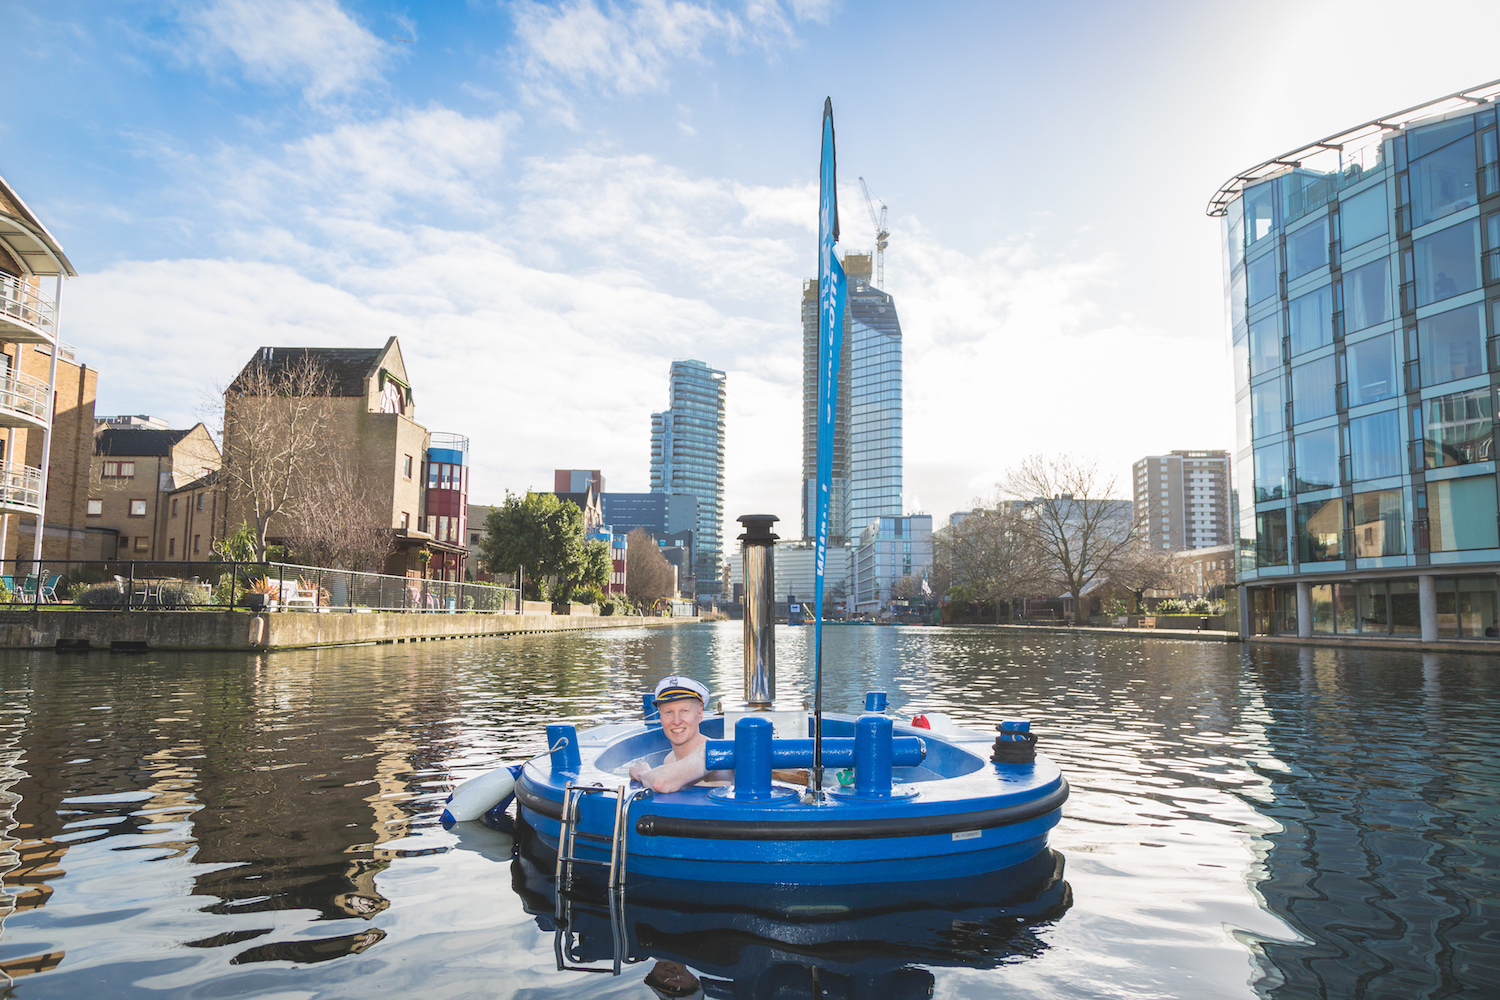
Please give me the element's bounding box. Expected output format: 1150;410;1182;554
801;253;904;543
650;359;725;597
1212;79;1500;640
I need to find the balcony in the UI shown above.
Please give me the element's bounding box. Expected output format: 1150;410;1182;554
0;369;51;429
0;273;57;343
0;462;42;515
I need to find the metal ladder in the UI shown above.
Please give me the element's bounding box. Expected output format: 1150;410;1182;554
552;782;645;975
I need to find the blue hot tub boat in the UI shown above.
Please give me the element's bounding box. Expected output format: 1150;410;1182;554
514;697;1068;887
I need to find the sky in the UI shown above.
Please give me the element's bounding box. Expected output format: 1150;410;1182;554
6;0;1500;550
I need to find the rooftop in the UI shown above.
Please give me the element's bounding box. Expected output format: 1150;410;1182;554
1206;76;1500;217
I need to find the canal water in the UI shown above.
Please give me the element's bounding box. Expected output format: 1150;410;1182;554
0;623;1494;998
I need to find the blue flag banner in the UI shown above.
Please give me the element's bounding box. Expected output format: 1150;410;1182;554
813;97;846;791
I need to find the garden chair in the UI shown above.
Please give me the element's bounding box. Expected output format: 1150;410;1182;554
39;574;60;603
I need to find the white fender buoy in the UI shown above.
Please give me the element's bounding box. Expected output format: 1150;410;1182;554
919;713;960;735
441;764;519;826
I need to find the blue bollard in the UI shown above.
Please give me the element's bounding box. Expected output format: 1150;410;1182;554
854;714;893;796
733;716;774;799
864;690;888;714
546;724;581;773
998;719;1031;741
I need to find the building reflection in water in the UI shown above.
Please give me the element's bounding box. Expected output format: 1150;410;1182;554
1243;645;1500;998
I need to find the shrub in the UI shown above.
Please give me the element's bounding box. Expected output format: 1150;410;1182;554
157;581;209;608
572;585;605;607
75;582;127;608
1153;598;1190;615
1187;597;1214;615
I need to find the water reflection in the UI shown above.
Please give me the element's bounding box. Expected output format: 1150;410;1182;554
510;820;1071;996
0;625;1492;998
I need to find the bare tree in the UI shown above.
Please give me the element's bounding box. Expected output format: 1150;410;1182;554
1108;538;1180;614
934;503;1048;622
625;528;676;605
1003;455;1136;624
282;460;394;571
219;355;338;561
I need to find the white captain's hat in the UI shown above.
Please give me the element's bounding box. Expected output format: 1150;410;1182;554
652;676;709;706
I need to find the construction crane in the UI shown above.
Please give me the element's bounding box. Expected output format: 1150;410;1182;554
858;176;889;289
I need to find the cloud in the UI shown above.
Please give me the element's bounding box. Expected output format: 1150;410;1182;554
510;0;805;112
176;0;389;103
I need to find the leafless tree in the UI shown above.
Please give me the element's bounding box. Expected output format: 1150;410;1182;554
1003;455;1136;624
933;502;1048;622
281;460;394;571
1108;538;1180;613
219;355;338;562
625;528;676;605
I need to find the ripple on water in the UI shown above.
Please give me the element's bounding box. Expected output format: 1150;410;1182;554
0;626;1495;997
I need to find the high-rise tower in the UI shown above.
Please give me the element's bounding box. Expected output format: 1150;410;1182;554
651;359;726;597
801;252;903;542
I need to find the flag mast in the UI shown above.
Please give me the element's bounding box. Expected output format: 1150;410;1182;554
813;97;848;800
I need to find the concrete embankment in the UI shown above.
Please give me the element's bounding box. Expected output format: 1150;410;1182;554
948;622;1239;643
0;609;692;652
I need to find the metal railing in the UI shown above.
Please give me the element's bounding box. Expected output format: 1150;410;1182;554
0;463;43;513
1480;163;1500;200
0;273;56;336
1412;518;1431;555
1486;247;1500;284
0;558;522;613
1405;358;1422;392
0;369;51;425
1399;279;1417;312
1410;439;1428;473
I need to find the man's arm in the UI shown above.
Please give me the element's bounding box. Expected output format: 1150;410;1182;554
629;744;708;793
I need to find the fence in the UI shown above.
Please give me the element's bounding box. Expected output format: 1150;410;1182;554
0;559;521;614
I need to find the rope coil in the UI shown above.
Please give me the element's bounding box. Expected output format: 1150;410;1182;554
991;731;1037;764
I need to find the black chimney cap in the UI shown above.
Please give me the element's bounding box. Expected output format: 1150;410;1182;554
736;514;780;543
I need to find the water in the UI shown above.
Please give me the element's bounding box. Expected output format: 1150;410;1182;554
0;623;1495;998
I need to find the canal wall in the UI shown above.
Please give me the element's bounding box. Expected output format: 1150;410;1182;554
948;622;1238;643
0;609;691;652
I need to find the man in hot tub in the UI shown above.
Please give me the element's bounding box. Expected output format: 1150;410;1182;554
628;676;732;792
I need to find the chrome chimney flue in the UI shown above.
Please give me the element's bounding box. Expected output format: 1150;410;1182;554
737;514;779;707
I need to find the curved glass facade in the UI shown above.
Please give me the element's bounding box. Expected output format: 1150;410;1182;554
1219;93;1500;638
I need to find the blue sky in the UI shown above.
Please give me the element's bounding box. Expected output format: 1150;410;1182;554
6;0;1500;540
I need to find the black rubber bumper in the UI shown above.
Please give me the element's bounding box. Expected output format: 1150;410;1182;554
516;776;1069;842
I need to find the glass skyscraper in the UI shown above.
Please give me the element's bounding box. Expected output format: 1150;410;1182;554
801;252;903;543
651;359;725;597
1213;78;1500;641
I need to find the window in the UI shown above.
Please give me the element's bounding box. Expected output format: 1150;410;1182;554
1429;475;1500;550
1292;355;1337;424
168;538;176;557
134;536;149;552
1410;119;1477;226
1294;426;1340;492
1350;409;1403;480
1487;211;1500;282
86;499;102;517
1245;182;1277;245
1425;388;1493;468
1247;251;1278;305
1289;286;1333;355
1346;333;1397;406
1251;377;1284;438
403;455;413;479
1286;219;1329;281
1414;219;1479;306
193;534;201;554
1352;490;1405;556
129;499;147;517
1254;442;1286;501
400;512;409;530
1257;509;1288;567
101;461;135;479
1418;302;1484;386
1340;185;1389;250
118;536;128;552
1343;258;1391;333
1297;498;1345;562
171;498;179;518
196;494;204;511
